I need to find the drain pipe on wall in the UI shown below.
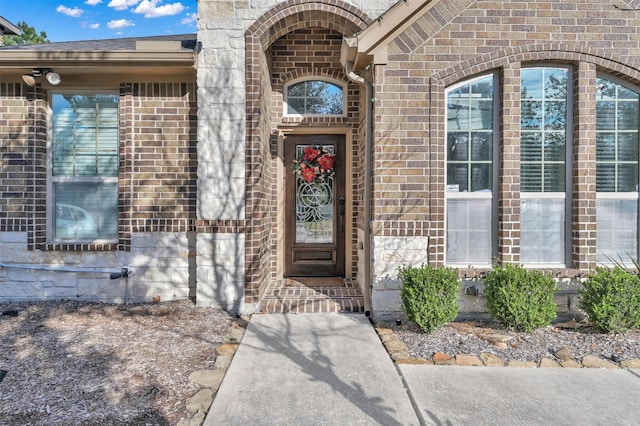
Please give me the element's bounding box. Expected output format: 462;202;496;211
345;61;374;317
0;263;131;303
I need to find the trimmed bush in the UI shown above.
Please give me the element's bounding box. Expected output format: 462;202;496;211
484;264;557;332
399;264;460;333
580;267;640;333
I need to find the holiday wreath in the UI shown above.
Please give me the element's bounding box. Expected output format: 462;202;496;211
292;145;336;183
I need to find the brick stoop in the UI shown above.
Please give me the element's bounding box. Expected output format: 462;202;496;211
259;278;365;314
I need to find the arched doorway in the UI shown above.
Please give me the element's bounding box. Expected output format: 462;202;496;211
244;1;371;311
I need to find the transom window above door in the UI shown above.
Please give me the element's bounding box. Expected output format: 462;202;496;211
284;78;345;116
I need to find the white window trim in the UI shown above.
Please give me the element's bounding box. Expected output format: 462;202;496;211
47;90;120;243
596;192;639;200
520;192;566;200
283;76;347;118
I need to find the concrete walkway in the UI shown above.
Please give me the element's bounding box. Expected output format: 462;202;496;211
205;313;640;425
205;313;420;425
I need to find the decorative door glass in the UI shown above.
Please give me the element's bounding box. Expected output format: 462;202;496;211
295;145;334;244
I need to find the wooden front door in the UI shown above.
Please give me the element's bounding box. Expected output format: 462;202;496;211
284;134;346;277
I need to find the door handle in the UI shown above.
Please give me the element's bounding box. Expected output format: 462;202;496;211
338;196;345;232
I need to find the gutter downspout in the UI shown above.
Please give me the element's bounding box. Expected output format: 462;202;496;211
344;61;374;316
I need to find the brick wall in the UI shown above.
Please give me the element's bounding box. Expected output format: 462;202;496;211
126;83;197;234
369;0;640;319
372;0;640;272
268;27;362;278
242;1;374;311
0;81;198;303
0;83;46;247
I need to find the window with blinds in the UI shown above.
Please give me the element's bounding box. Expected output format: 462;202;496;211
596;78;640;264
445;74;495;266
520;67;569;265
51;93;119;241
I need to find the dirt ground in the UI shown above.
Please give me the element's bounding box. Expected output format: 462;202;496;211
0;300;234;425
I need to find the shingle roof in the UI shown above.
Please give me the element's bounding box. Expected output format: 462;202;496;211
0;33;197;51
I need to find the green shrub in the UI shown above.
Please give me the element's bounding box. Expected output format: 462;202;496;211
399;264;460;333
484;264;557;332
580;267;640;333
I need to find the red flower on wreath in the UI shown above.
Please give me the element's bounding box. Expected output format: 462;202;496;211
301;167;317;183
292;144;336;184
303;145;321;162
317;153;335;172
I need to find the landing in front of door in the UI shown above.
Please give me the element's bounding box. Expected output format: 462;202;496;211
260;278;364;314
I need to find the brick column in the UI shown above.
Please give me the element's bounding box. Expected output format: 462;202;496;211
428;77;446;265
498;62;521;264
572;61;597;271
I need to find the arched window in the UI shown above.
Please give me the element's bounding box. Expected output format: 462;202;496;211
519;66;571;266
445;74;497;266
596;77;640;264
284;79;345;116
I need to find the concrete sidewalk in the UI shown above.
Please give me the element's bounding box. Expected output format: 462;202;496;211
401;364;640;425
204;313;640;425
204;313;420;425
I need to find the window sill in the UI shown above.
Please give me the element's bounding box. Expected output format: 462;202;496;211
38;241;118;251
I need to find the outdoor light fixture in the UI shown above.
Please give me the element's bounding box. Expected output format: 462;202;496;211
21;68;61;87
45;71;61;85
21;74;36;86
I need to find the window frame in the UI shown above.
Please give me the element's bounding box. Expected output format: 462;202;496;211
47;89;120;243
519;65;573;268
595;74;640;265
283;77;347;118
444;72;500;268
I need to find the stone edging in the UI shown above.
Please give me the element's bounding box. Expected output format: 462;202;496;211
374;325;640;369
178;317;249;426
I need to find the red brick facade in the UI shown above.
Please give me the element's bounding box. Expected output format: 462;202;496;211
370;0;640;277
0;82;197;252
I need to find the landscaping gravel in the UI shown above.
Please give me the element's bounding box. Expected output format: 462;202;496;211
392;320;640;364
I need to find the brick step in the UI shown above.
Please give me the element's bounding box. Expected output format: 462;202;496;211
260;280;365;314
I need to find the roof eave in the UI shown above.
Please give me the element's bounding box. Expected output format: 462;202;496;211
0;50;197;69
0;16;21;36
341;0;439;71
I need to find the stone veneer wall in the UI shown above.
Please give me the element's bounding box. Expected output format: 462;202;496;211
369;0;640;321
197;0;396;314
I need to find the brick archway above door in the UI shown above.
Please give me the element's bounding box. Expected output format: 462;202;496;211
246;0;372;51
243;0;374;309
